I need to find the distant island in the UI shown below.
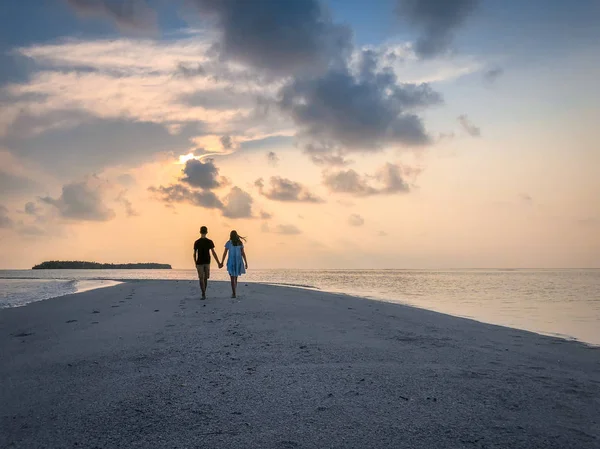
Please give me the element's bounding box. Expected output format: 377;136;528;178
32;261;172;270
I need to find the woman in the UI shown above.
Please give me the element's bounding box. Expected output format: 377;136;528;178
221;230;248;298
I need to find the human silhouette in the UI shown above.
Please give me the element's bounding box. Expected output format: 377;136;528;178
193;226;221;300
221;230;248;298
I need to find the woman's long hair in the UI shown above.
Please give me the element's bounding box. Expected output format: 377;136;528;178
230;230;246;247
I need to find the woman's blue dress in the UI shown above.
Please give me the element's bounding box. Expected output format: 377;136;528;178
225;240;246;276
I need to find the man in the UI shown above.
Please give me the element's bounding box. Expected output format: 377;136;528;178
193;226;222;300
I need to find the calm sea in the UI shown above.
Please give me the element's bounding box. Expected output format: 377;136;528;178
1;269;599;345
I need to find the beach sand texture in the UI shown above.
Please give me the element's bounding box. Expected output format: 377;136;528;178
1;280;599;448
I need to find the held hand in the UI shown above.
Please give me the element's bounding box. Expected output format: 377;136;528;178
245;263;248;269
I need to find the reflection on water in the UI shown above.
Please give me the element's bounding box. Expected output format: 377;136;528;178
1;269;599;345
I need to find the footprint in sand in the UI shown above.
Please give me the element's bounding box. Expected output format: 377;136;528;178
66;319;77;323
13;332;34;337
111;305;119;308
92;310;100;314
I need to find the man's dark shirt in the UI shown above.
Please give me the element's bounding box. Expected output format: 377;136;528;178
194;237;215;264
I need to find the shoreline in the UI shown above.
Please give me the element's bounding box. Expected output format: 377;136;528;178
2;277;599;347
1;280;599;448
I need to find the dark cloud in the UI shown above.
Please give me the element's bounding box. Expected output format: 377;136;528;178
0;170;40;196
396;0;479;58
0;205;13;228
220;135;233;150
148;184;224;209
66;0;157;30
255;176;323;203
149;179;253;219
221;186;253;218
2;115;200;177
180;158;224;190
175;62;207;78
377;163;411;193
181;89;256;111
304;143;351;167
322;169;378;196
278;52;441;155
40;180;115;221
348;214;364;227
189;0;352;76
484;67;504;84
267;151;279;166
458;114;481;137
323;163;411;196
24;201;41;216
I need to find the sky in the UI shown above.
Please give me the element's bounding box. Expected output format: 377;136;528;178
0;0;599;269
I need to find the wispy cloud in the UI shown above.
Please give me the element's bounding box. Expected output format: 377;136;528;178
255;177;323;203
458;114;481;137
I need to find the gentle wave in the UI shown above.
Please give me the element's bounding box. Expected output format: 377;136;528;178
0;279;122;308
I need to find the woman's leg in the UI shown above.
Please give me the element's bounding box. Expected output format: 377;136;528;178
230;275;235;297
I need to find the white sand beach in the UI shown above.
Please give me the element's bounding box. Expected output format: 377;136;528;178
1;280;599;448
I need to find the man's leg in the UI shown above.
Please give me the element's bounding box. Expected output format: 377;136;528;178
196;265;206;298
203;265;210;298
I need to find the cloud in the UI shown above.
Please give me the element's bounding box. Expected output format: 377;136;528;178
148;184;224;209
458;114;481;137
262;222;302;235
24;201;42;216
396;0;479;58
323;163;412;196
362;42;484;84
2;115;199;177
304;142;351;166
378;230;388;237
66;0;157;31
278;50;442;155
484;67;504;84
189;0;352;77
348;214;365;227
267;151;279;166
260;210;272;219
323;169;378;196
0;170;40;196
17;224;46;236
221;186;253;219
180;158;225;190
274;224;302;235
40;179;115;221
116;173;136;187
255;176;323;203
0;205;14;228
220;135;233;150
116;193;139;217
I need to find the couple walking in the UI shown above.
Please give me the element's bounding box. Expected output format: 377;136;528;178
193;226;248;299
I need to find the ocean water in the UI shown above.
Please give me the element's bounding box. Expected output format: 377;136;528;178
0;269;599;345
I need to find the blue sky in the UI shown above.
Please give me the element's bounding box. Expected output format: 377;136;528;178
0;0;598;269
